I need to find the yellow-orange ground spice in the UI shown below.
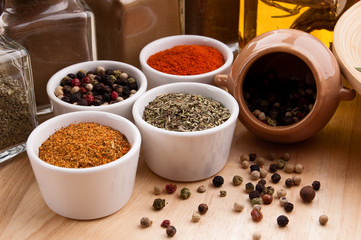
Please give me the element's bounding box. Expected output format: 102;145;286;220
147;45;225;75
38;122;131;168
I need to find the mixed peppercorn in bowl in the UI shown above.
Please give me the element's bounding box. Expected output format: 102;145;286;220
46;60;147;122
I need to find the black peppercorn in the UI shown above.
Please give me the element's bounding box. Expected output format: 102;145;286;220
277;215;289;227
271;173;281;183
269;163;278;173
255;183;265;194
166;226;176;237
250;164;260;172
258;179;266;186
249;153;257;161
249;190;260;200
312;180;321;191
284;202;294;212
245;182;254;193
212;176;224;187
285;178;294;188
198;203;209;214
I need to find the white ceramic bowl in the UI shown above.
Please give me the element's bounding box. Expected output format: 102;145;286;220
132;82;239;182
26;111;141;220
46;60;147;122
333;1;361;94
139;35;234;89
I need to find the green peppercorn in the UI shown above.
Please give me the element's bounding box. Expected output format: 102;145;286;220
220;190;227;197
277;159;286;169
153;198;165;210
232;175;243;186
180;187;191;199
251;197;262;206
264;186;275;195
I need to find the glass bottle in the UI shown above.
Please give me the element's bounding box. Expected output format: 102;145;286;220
0;0;96;113
238;0;359;49
85;0;182;68
184;0;240;56
0;0;37;162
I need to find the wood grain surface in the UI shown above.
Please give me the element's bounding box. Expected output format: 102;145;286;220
1;91;361;240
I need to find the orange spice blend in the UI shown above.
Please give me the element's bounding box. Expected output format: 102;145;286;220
147;45;225;75
38;122;131;168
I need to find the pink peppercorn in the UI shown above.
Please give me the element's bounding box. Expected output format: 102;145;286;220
165;184;177;194
86;95;94;105
71;78;80;87
81;76;91;84
111;91;118;100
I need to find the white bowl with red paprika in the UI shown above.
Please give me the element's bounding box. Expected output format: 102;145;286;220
46;60;147;122
139;35;234;89
132;82;239;182
26;111;141;220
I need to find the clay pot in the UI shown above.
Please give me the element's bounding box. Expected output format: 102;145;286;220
215;29;355;143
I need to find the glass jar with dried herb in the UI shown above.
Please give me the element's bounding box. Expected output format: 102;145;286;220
0;0;37;162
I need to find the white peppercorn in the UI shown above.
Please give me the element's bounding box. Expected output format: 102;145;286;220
260;168;268;178
240;154;250;162
197;185;207;193
252;231;262;240
319;215;328;225
192;212;201;222
54;86;63;97
255;157;265;166
292;175;302;185
295;163;304;173
253;204;262;211
277;189;287;198
241;160;250;169
258;112;266;121
279;197;288;206
251;170;261;180
154;185;162;195
233;201;245;212
284;163;295;173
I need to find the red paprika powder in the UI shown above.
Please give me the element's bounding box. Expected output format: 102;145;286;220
147;45;224;75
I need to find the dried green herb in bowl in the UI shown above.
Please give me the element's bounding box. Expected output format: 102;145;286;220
142;92;230;132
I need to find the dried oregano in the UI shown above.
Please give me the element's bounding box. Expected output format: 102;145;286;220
142;92;230;132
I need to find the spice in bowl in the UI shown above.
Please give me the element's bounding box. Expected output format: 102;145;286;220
147;45;225;75
38;122;131;168
54;66;138;106
143;92;230;132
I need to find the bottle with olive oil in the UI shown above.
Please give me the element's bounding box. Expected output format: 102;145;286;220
238;0;359;49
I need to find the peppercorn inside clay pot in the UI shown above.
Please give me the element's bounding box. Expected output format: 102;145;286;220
214;29;355;143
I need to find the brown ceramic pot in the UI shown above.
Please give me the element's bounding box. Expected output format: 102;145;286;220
215;29;356;143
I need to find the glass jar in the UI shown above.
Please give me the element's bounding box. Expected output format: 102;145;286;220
238;0;359;49
0;6;37;162
85;0;182;68
0;0;96;113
